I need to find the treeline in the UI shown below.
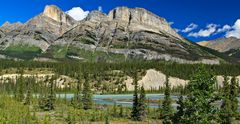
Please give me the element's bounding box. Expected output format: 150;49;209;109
1;60;240;80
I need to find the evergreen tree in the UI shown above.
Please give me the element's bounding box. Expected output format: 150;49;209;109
180;65;219;123
230;76;239;118
138;85;146;121
45;76;56;111
82;73;93;110
173;95;184;124
71;75;83;109
15;73;24;102
24;78;32;105
39;76;56;111
220;76;232;124
162;76;174;124
131;71;140;121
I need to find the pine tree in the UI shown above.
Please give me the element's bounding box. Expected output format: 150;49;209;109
173;95;184;124
162;76;174;124
131;71;140;121
180;65;219;123
16;73;24;102
220;76;232;124
45;76;56;111
138;85;146;121
24;79;32;105
71;75;83;109
82;73;93;110
230;76;239;118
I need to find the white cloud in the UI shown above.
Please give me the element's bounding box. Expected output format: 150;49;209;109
174;28;180;32
182;23;198;33
217;25;232;33
66;7;89;21
98;6;103;12
226;19;240;39
169;22;174;25
188;24;218;38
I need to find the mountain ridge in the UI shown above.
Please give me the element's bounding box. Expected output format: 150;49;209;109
0;5;224;64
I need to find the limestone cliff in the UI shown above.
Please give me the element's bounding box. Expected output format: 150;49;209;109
108;7;181;39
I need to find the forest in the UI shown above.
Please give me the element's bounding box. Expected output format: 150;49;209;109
0;60;240;123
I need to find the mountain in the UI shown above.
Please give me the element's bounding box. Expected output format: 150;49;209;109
198;37;240;59
0;5;224;64
0;5;76;52
198;37;240;52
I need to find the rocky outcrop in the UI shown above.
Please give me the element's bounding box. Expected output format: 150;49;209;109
43;5;75;26
26;5;76;36
124;69;240;91
124;69;189;91
0;22;24;34
0;29;5;38
108;7;181;39
85;11;108;22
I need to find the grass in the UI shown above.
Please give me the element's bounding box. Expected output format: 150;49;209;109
67;46;127;62
0;44;42;60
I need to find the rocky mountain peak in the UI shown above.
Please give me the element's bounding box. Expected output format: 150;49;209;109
43;5;76;25
108;6;181;39
85;10;107;22
43;5;63;22
1;21;11;28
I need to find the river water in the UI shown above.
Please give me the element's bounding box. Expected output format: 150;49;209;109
56;94;180;108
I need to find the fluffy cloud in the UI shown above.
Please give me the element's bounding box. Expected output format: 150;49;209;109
66;7;89;21
182;23;198;33
188;24;218;38
217;25;232;33
226;19;240;39
98;6;103;12
169;22;174;25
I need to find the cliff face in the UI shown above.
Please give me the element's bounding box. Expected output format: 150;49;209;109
43;5;76;28
27;5;76;36
108;7;180;39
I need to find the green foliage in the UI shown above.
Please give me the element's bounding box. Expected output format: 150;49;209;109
15;73;25;102
39;76;56;111
131;71;140;121
138;86;147;121
173;95;184;124
82;73;93;110
230;76;239;117
161;76;174;124
1;44;42;59
179;65;219;123
220;76;233;124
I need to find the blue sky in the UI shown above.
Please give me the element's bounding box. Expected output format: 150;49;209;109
0;0;239;42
